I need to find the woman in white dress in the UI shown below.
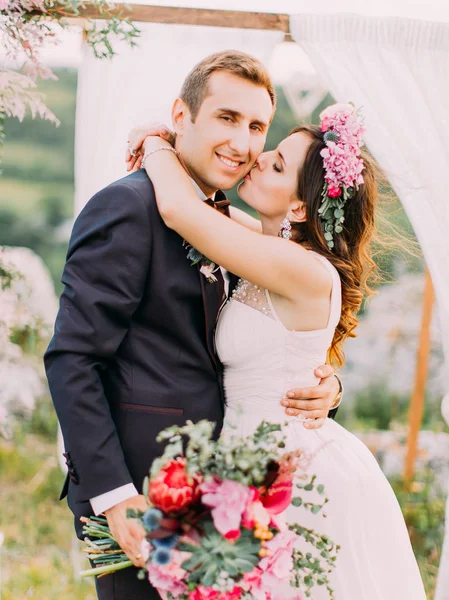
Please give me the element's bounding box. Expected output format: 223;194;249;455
128;104;427;599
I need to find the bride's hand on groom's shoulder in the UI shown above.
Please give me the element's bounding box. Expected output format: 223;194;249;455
126;123;175;172
281;364;340;430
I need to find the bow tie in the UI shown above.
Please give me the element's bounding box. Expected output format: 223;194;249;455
204;192;231;215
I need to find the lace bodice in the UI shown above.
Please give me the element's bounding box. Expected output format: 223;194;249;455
215;252;342;424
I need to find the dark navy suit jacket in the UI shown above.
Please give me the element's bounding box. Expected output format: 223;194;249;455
45;169;226;536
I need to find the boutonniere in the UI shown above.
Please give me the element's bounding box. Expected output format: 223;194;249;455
183;241;219;283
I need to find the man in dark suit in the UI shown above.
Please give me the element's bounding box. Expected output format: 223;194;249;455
45;50;342;600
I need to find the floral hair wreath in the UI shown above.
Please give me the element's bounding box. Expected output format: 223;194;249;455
318;103;366;249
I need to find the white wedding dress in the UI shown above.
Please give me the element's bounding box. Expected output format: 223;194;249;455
215;252;427;600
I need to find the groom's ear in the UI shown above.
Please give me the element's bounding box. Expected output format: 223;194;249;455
172;98;189;135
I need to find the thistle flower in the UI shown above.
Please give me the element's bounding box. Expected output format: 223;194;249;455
143;507;163;532
152;534;179;550
153;547;172;567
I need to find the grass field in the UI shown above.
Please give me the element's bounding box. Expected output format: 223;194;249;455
0;178;73;216
0;407;95;600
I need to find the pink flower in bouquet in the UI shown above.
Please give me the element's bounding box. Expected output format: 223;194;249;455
147;548;189;599
258;530;305;599
189;586;242;600
260;529;296;580
200;479;251;539
242;567;264;599
242;487;270;529
141;539;153;563
224;587;243;600
149;457;202;514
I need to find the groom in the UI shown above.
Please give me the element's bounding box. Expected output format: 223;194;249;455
45;50;342;600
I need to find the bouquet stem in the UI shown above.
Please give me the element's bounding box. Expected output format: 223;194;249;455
80;559;134;578
80;515;133;579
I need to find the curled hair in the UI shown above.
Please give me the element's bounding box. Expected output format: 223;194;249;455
290;125;380;368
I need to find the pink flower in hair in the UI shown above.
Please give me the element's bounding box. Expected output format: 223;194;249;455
318;103;366;249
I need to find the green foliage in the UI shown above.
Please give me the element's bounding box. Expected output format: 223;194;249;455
289;523;340;599
86;16;140;59
180;522;261;586
23;394;59;441
3;69;77;151
0;433;95;599
154;419;284;486
0;256;18;290
390;470;446;597
1;68;76;293
336;383;445;432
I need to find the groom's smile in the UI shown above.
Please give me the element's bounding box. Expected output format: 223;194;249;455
172;70;274;197
215;152;245;172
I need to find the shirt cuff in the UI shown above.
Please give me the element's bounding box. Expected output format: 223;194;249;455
90;483;138;516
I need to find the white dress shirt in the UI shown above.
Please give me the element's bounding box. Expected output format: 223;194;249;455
89;179;228;515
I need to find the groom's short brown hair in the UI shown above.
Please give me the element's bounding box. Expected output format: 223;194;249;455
180;50;276;121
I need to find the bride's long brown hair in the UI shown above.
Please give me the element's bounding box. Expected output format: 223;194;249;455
290;125;380;368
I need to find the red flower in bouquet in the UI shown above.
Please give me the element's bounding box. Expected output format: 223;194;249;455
260;453;301;515
260;471;293;515
149;457;202;514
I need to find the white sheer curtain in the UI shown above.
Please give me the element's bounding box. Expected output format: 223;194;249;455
74;24;283;214
290;13;449;597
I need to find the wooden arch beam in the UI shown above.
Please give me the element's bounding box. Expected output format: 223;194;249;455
76;5;292;39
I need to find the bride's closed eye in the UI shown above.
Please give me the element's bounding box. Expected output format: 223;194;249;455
272;163;282;173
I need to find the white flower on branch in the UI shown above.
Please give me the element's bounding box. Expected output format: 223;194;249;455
0;70;60;125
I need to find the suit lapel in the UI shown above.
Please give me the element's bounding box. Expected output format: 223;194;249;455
222;200;239;298
198;190;233;368
199;266;225;369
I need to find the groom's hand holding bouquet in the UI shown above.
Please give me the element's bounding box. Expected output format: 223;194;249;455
104;495;148;568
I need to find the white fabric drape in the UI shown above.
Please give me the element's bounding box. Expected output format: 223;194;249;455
290;13;449;597
74;24;283;214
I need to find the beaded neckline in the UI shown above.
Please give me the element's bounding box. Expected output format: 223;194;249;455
230;279;274;319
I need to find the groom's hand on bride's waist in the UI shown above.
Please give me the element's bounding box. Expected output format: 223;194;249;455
281;364;341;430
104;494;147;568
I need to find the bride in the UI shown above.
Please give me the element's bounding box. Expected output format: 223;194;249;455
127;104;426;599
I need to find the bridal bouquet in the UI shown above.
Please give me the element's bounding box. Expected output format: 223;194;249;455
81;420;339;599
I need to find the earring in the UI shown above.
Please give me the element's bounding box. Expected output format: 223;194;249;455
278;217;292;240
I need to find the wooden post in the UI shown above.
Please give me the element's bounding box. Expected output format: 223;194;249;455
403;267;435;481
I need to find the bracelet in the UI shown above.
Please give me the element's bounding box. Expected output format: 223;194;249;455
331;372;344;409
142;146;179;169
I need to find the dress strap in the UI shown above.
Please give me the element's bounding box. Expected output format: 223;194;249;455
308;251;342;330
